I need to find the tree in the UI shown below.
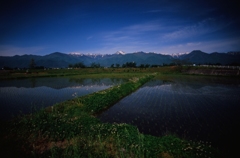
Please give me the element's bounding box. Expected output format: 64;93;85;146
69;62;86;68
145;64;150;68
139;64;150;68
68;62;86;68
116;63;120;68
74;62;86;68
68;64;73;68
91;62;100;68
122;62;137;68
139;64;145;68
111;64;114;68
29;58;36;69
125;62;136;68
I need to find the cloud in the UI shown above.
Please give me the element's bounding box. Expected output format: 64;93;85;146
87;36;93;40
76;18;239;55
199;38;240;52
100;17;234;50
157;38;240;54
69;37;240;55
0;45;46;56
98;21;162;52
123;22;161;32
75;41;155;55
102;21;161;42
145;10;163;13
162;18;232;40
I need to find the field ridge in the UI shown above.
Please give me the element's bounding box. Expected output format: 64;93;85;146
1;74;219;157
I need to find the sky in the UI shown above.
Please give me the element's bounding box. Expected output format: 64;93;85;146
1;0;240;56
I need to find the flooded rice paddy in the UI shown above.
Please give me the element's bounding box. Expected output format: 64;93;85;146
98;76;240;154
0;77;126;120
1;75;239;155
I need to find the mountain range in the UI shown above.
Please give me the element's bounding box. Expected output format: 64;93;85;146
1;50;240;69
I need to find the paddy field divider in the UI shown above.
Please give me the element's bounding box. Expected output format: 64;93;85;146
1;73;219;157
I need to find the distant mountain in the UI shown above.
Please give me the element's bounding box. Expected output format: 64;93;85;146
94;51;173;67
178;50;240;65
171;52;189;58
0;50;240;69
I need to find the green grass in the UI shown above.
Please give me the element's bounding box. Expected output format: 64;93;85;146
0;67;221;158
1;72;220;157
1;66;239;80
0;66;182;80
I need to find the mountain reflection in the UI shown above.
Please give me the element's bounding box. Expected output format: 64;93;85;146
0;77;126;120
0;77;126;89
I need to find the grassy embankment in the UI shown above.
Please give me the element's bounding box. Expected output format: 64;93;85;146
0;66;182;80
1;69;219;157
180;65;240;76
1;65;239;80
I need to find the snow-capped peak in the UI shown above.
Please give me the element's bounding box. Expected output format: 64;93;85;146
171;52;189;58
69;52;84;56
115;51;125;55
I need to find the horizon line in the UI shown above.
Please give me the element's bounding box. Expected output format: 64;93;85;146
1;50;240;57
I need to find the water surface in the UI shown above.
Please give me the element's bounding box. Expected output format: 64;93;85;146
0;77;125;120
98;76;240;156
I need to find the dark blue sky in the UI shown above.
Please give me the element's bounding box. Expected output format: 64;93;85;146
1;0;240;56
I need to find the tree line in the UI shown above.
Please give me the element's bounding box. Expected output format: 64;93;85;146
68;61;161;68
6;58;238;70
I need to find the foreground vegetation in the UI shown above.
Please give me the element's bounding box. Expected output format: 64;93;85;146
1;73;219;158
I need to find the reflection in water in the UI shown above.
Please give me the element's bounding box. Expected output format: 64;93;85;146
98;78;240;156
0;77;126;120
30;78;36;88
0;77;126;89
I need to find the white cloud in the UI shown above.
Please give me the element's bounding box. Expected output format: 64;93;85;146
75;42;154;55
145;10;163;13
98;18;235;54
123;22;161;32
157;38;240;54
87;36;93;40
96;21;163;53
76;19;239;55
198;38;240;52
102;21;161;42
70;37;240;55
162;18;232;40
